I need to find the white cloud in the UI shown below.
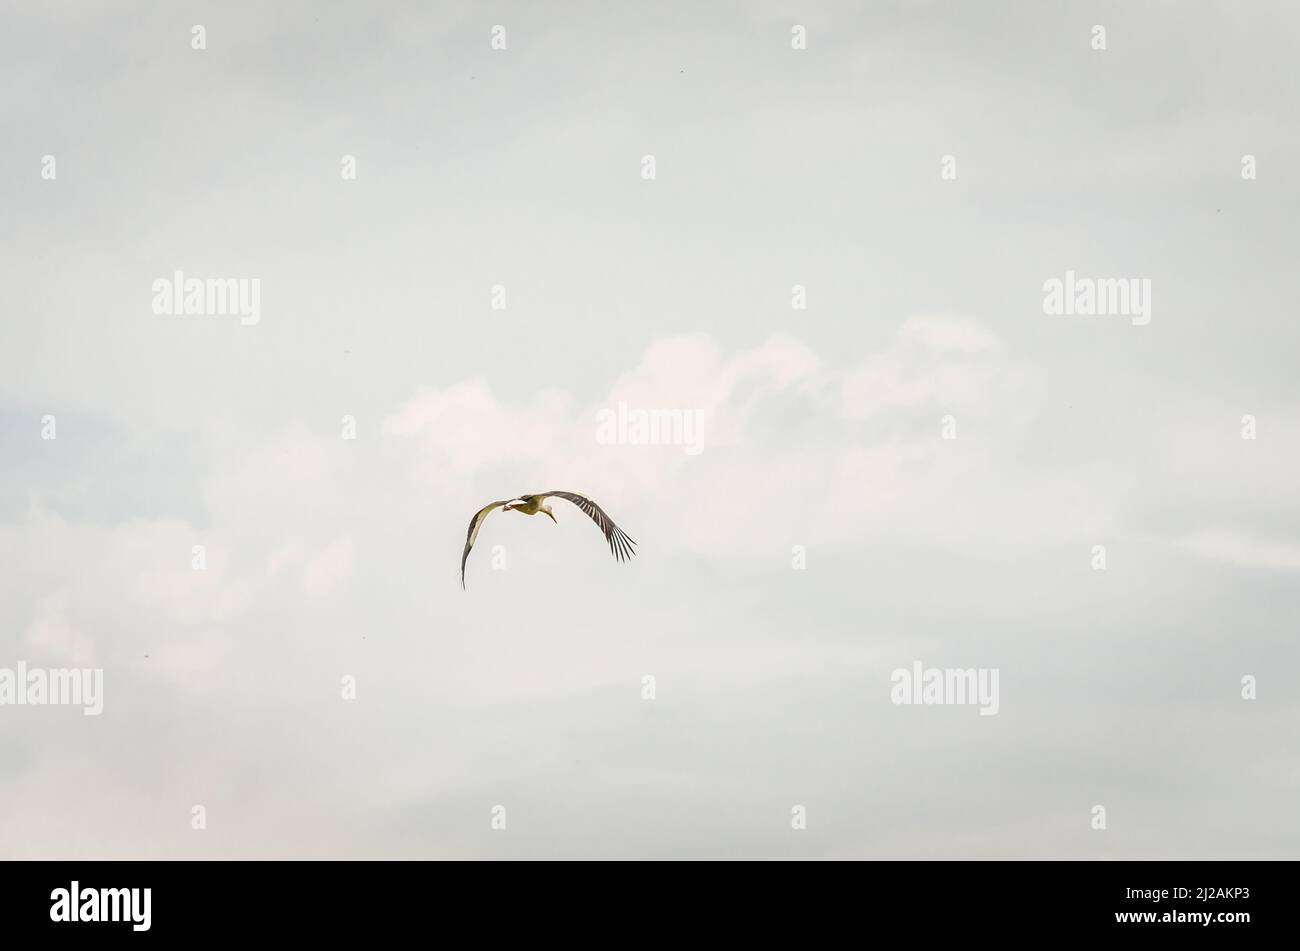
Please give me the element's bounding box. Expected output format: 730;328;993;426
23;597;95;667
381;332;823;498
375;319;1094;557
842;314;1039;423
302;537;355;596
1182;528;1300;571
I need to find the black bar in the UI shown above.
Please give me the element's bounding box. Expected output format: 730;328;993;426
0;860;1283;939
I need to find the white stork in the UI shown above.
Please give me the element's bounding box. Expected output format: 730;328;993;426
460;491;637;588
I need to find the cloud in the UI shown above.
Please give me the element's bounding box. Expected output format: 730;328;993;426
23;597;95;667
202;424;356;531
1181;528;1300;571
302;537;355;596
382;318;1074;556
841;314;1038;423
381;332;823;499
265;536;357;595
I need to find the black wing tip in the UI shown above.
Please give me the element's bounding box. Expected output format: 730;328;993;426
608;526;637;562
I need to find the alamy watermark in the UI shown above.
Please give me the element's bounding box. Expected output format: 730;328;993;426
50;882;150;932
0;662;103;715
596;401;704;456
152;270;260;326
1042;270;1151;326
890;661;999;716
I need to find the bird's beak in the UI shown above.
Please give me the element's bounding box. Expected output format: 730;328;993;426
544;509;557;524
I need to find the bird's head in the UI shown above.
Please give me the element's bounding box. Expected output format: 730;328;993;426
542;504;556;523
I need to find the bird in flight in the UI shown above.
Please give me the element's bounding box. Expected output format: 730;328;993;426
461;491;636;588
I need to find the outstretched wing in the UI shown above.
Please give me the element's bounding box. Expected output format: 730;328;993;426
543;492;637;562
461;501;510;588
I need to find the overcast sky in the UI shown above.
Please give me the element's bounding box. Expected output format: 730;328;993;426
2;0;1298;859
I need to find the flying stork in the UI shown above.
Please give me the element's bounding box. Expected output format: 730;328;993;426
460;491;637;588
